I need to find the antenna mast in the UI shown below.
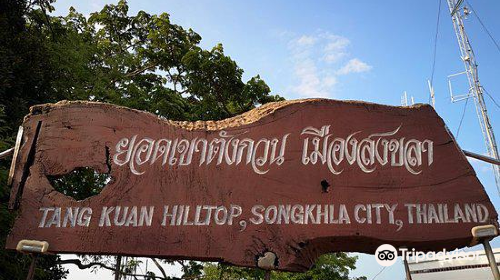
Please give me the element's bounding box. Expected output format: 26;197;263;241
446;0;500;195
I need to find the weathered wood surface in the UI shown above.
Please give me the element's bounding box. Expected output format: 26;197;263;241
6;99;498;271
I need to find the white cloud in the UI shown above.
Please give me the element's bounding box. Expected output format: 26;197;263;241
323;52;347;63
287;32;372;98
296;35;317;46
321;34;350;63
324;37;350;51
292;59;337;97
336;58;372;75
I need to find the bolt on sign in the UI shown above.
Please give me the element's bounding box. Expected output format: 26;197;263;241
6;99;498;271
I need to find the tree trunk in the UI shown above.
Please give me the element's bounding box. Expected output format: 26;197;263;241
114;256;122;280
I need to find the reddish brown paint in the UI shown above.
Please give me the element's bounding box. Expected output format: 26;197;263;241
6;99;498;271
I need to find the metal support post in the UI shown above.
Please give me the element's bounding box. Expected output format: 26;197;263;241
403;257;413;280
26;255;37;280
482;239;500;280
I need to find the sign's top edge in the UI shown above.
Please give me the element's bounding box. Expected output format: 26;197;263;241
27;98;433;131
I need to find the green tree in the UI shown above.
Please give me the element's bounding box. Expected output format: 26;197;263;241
40;0;281;120
0;0;68;279
0;1;362;279
203;253;364;280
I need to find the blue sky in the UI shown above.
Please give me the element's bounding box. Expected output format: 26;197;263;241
51;0;500;279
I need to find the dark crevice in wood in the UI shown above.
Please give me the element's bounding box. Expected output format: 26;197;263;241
12;121;42;209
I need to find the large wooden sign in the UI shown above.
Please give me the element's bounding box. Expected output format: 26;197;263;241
6;99;498;271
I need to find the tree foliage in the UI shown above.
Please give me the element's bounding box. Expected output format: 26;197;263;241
0;0;362;279
203;253;366;280
0;0;68;279
33;0;281;120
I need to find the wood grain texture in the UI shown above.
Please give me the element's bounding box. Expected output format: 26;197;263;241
6;99;498;271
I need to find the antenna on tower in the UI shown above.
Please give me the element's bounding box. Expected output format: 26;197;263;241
401;91;408;106
446;0;500;196
401;91;415;106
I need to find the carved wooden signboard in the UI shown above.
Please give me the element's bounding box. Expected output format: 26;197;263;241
6;99;498;271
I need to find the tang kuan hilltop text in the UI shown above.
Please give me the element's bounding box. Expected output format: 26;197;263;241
37;203;489;232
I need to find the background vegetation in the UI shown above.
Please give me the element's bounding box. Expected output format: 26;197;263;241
0;0;364;279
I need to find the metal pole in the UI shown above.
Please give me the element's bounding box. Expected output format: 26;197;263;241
0;147;14;159
26;255;37;280
403;258;413;280
400;247;412;280
446;0;500;196
482;239;500;280
464;150;500;165
114;255;122;280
